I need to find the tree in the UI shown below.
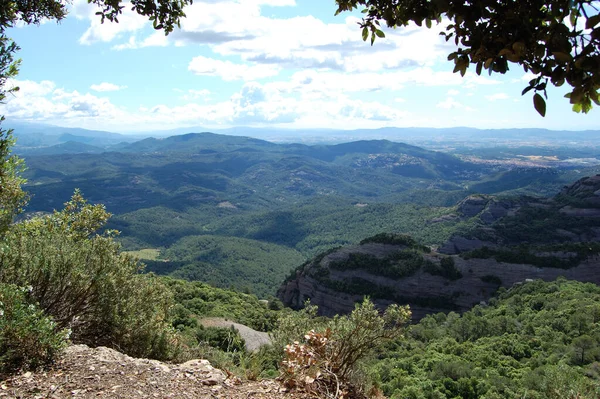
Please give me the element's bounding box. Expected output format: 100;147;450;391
0;0;193;230
335;0;600;116
0;0;189;367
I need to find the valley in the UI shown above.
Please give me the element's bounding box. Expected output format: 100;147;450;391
15;129;600;298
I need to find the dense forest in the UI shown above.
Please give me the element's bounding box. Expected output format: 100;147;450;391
17;133;600;297
369;279;600;398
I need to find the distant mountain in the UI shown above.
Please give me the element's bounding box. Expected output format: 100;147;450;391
113;132;279;153
7;121;600;148
22;133;481;215
17;141;105;156
5;121;145;151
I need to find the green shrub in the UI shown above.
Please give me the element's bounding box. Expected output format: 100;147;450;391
360;233;431;252
0;128;27;237
0;191;178;360
0;283;68;374
195;325;246;353
329;250;426;279
276;299;411;396
424;257;462;280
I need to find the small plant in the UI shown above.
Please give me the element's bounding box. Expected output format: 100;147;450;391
278;299;411;398
0;283;68;374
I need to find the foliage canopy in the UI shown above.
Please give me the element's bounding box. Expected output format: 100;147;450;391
336;0;600;116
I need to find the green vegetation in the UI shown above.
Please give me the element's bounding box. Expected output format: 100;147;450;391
337;0;600;115
0;192;178;360
124;248;161;260
160;235;305;297
329;250;431;280
368;279;600;398
360;232;431;252
481;275;502;285
0;283;68;375
424;256;463;280
463;243;600;269
163;277;282;333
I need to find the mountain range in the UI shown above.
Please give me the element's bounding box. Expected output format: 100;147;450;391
14;126;600;298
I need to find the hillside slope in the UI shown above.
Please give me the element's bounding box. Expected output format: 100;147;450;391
278;176;600;319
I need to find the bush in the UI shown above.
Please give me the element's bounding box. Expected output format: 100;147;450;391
481;275;502;285
195;325;246;353
0;283;68;374
0;191;178;360
276;299;411;397
424;257;462;281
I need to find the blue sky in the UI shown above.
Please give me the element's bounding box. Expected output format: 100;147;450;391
2;0;598;133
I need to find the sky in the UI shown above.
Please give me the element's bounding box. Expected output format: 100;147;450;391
1;0;599;133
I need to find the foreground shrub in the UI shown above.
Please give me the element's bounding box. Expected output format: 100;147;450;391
0;283;68;374
276;299;411;398
0;191;177;360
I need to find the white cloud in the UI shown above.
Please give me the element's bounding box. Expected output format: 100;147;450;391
0;79;125;122
90;82;127;92
175;88;211;101
486;93;510;101
188;56;280;81
436;97;463;110
5;79;55;97
96;0;454;78
112;32;169;50
73;0;149;45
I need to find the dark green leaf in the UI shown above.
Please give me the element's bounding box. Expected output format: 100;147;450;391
586;15;600;29
533;93;546;117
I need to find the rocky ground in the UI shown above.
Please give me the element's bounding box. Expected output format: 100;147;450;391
0;345;309;399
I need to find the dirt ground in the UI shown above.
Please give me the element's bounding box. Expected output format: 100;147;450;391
0;345;310;399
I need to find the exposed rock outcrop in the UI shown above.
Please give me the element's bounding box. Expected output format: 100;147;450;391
456;195;521;224
0;345;307;399
438;236;495;255
278;242;600;321
279;176;600;321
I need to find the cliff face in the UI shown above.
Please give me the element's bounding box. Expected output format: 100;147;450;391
277;243;600;321
278;175;600;320
441;174;600;254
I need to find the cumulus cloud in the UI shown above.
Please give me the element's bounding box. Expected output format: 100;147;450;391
436;96;474;111
175;88;211;101
88;0;455;78
188;56;280;81
0;79;125;123
72;0;149;45
486;93;510;101
90;82;127;92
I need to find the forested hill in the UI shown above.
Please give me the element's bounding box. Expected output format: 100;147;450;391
17;132;600;297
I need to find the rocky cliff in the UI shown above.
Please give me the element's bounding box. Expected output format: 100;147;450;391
278;176;600;320
440;174;600;254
